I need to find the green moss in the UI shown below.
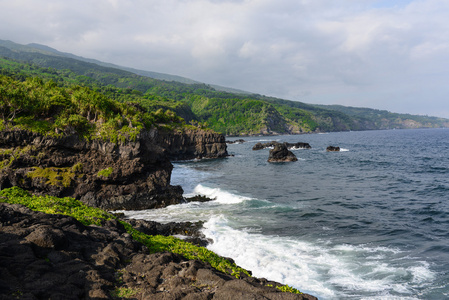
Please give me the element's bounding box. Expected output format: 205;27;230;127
0;187;303;294
0;146;35;170
0;187;251;280
97;167;113;178
71;162;83;173
110;287;141;298
27;166;75;188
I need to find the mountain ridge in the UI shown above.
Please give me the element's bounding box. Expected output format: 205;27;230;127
1;39;448;135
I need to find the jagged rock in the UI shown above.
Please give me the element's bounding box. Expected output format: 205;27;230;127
0;128;227;210
253;141;311;151
155;129;228;160
268;144;298;162
253;141;278;150
326;146;340;152
285;142;312;149
0;203;318;300
226;139;246;144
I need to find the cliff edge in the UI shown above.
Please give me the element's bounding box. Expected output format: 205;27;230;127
0;127;227;211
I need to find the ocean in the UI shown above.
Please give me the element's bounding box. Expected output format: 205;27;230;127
123;128;449;299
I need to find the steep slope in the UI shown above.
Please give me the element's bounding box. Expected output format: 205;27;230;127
1;40;448;135
0;74;227;210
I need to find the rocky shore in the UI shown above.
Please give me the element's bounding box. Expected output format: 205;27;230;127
0;203;317;299
0;128;318;299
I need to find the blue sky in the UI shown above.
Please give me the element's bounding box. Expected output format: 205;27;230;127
1;0;448;118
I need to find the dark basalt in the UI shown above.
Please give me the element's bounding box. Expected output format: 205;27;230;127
0;128;227;211
268;143;298;162
326;146;340;152
226;139;246;144
253;141;311;151
0;203;318;300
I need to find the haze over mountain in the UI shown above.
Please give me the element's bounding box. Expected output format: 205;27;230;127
1;1;448;118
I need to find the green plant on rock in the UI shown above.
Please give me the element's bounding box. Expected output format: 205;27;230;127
110;287;141;299
27;166;75;188
0;187;252;280
97;167;113;178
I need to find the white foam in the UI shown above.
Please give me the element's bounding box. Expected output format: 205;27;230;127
194;184;252;204
340;148;350;152
202;216;434;300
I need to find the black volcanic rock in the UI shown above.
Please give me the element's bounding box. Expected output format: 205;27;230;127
253;141;278;150
268;143;298;162
226;139;246;144
285;142;312;149
0;203;318;300
326;145;340;152
0;128;227;211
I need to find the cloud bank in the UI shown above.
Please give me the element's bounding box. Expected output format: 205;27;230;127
1;0;448;117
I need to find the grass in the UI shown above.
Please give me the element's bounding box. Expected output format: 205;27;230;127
0;186;302;294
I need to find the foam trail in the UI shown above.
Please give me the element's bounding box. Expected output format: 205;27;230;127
194;184;252;204
202;216;433;300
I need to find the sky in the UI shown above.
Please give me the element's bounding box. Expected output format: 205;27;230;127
1;0;448;118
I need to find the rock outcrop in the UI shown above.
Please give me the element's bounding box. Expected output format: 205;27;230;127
0;203;317;300
155;129;228;161
253;141;311;151
0;128;227;210
285;142;312;149
268;143;298;162
253;141;278;150
226;139;246;144
326;146;340;152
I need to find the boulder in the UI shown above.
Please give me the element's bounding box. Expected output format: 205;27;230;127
285;142;312;149
268;143;298;162
252;141;278;150
326;146;340;152
226;139;246;144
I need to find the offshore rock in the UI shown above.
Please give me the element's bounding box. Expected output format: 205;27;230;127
253;141;278;150
226;139;246;144
285;142;312;149
0;128;227;210
0;203;318;300
253;141;311;151
326;145;340;152
268;143;298;162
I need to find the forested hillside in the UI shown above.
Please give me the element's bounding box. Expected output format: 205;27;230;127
1;39;448;135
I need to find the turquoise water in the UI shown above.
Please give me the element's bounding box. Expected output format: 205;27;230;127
125;128;449;299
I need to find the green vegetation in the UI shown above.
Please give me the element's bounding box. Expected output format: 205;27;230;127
2;42;448;136
0;73;187;142
0;187;304;293
0;187;250;278
27;166;76;188
97;167;113;178
0;145;35;170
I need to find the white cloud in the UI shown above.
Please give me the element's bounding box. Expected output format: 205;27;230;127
0;0;448;117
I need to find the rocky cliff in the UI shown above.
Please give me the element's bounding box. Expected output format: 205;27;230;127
0;203;317;299
155;129;228;160
0;127;228;211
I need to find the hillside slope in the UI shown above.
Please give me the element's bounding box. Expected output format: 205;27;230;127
1;40;448;135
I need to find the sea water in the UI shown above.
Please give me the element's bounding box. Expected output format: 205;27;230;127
124;128;449;299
